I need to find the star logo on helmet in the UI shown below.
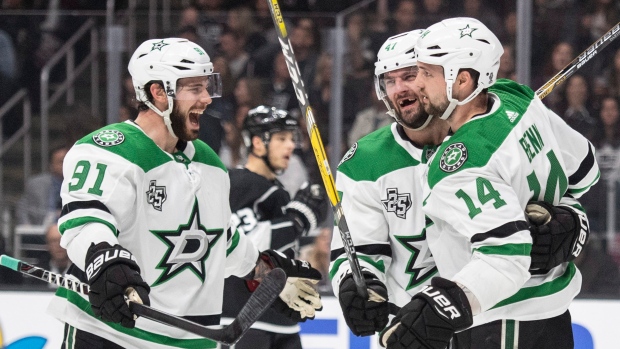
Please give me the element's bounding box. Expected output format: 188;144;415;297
459;24;478;38
151;40;169;51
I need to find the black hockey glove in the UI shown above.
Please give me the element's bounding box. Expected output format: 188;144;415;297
526;201;589;271
339;271;389;336
260;249;323;322
380;277;473;349
286;182;328;236
85;242;150;328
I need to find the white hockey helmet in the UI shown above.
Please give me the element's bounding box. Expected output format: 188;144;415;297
128;38;222;137
374;29;433;130
414;17;503;120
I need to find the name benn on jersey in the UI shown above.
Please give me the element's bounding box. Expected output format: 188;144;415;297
382;188;412;219
146;180;167;211
152;201;224;286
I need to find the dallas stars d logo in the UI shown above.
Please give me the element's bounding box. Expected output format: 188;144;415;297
459;24;477;38
440;142;468;173
151;40;169;51
151;200;223;286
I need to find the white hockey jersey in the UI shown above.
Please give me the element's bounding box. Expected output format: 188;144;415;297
330;123;439;308
423;79;599;327
48;121;259;349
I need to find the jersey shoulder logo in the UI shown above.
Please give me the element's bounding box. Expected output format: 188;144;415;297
338;142;358;167
381;188;412;219
439;142;468;173
146;180;167;211
93;130;125;147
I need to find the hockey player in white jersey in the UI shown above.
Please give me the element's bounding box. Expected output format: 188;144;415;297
222;105;327;349
332;28;595;344
48;38;323;349
379;18;599;349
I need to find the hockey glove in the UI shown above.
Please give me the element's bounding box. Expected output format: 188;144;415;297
260;249;323;322
85;242;150;328
286;182;328;236
526;201;589;271
380;277;472;349
339;271;389;336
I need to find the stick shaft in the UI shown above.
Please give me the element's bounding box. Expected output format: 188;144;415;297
266;0;369;299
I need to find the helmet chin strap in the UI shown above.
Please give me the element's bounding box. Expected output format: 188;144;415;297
250;140;285;176
144;96;178;139
439;79;485;120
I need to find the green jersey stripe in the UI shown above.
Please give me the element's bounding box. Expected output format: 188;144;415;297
329;255;386;280
59;217;117;237
474;243;531;256
491;262;577;310
227;229;240;256
55;288;217;348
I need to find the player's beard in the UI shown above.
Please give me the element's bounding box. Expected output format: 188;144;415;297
389;95;431;130
423;95;450;118
170;103;199;141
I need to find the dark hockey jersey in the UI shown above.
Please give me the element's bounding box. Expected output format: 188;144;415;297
222;168;300;332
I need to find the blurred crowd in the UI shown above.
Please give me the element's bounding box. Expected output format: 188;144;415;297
1;0;620;297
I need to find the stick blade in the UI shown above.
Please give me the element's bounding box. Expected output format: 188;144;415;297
224;268;287;344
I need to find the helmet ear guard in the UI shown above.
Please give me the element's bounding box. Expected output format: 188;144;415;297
414;17;503;120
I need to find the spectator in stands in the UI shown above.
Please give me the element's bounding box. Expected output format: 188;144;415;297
581;0;620;43
266;53;299;115
348;87;392;146
581;96;620;233
300;226;333;295
498;43;516;80
308;53;332;137
227;6;267;55
499;11;517;46
603;48;620;100
462;0;502;36
418;0;450;29
562;74;598;142
534;41;575;112
289;19;320;88
218;29;251;80
44;223;71;277
575;239;620;298
592;96;620;149
16;146;68;226
233;77;265;129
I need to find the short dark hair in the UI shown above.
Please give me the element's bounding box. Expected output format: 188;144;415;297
136;81;164;111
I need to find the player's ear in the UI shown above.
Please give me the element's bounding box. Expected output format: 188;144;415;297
150;83;167;103
252;136;267;156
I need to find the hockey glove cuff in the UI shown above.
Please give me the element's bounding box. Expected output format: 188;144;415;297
339;270;389;336
85;242;150;328
261;249;323;321
526;201;589;271
380;277;472;349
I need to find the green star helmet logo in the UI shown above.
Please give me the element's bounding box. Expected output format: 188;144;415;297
151;40;169;51
439;142;468;172
459;24;478;38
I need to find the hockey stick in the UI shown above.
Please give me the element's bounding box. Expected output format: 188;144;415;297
536;21;620;99
0;254;286;345
266;0;371;300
